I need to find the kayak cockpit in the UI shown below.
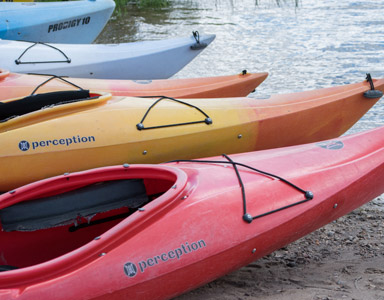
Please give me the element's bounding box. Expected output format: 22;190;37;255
0;90;111;133
0;69;9;80
0;165;188;278
0;90;97;122
0;179;149;232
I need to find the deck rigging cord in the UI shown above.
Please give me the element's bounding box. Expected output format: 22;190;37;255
136;95;212;130
27;73;84;95
15;42;71;65
168;154;314;223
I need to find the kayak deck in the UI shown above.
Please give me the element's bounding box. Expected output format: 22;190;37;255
0;69;268;99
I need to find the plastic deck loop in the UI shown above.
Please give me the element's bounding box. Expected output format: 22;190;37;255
136;96;212;131
27;73;85;95
167;155;314;224
191;31;208;50
15;42;71;65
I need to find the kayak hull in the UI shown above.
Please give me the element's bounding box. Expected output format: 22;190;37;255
0;78;382;191
0;34;216;79
0;126;383;299
0;0;115;43
0;69;268;99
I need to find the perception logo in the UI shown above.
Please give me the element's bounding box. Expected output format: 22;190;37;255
123;263;138;278
19;141;30;152
123;240;207;278
18;135;96;152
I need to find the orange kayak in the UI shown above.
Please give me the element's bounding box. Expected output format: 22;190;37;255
0;69;268;99
0;75;382;191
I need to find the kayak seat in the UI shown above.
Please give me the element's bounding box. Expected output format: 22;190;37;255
0;179;148;232
0;90;91;122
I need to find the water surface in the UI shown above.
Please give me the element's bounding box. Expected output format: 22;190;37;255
96;0;384;133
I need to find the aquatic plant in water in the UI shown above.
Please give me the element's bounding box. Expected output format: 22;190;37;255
114;0;170;8
138;0;170;7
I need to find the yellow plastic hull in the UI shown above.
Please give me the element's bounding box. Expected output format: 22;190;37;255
0;78;383;191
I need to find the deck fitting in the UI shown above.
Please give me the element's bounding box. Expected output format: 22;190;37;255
243;214;253;223
305;191;314;200
205;117;213;124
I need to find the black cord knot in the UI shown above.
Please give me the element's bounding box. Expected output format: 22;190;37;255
136;123;144;130
205;117;213;125
305;191;314;200
243;214;253;223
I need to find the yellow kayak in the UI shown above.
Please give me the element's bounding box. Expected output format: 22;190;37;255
0;76;383;191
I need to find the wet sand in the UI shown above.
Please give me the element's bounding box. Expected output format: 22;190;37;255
176;196;384;300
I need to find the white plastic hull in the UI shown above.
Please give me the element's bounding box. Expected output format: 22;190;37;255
0;34;216;79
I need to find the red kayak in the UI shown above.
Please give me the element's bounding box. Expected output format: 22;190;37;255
0;126;383;299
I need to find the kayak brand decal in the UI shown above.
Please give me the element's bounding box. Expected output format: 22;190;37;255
316;140;344;150
18;135;96;152
48;17;91;33
123;240;207;278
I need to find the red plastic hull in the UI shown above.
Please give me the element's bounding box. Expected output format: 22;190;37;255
0;126;383;299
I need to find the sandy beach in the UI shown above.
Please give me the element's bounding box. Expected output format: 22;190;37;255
176;196;384;300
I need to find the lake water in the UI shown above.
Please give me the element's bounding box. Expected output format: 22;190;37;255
96;0;384;134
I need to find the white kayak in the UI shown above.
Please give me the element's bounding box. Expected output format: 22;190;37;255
0;32;216;79
0;0;115;44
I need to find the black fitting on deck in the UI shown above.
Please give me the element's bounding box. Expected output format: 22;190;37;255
243;214;253;224
190;31;208;50
364;73;383;99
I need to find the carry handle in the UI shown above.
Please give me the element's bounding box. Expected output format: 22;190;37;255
15;42;71;65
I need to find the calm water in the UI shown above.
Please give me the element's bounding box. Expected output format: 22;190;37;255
97;0;384;134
